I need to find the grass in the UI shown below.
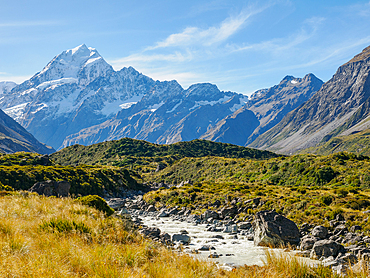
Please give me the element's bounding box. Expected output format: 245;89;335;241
0;192;367;277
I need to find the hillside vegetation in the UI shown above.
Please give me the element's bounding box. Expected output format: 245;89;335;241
51;138;279;173
144;152;370;227
0;152;142;196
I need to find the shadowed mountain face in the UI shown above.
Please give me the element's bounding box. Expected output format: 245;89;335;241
0;109;54;154
250;46;370;154
201;74;323;146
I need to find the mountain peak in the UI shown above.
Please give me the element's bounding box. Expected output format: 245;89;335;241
33;44;112;85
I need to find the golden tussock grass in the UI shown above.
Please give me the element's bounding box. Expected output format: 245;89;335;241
0;192;368;278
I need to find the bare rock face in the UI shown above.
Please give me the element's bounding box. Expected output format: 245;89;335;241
250;45;370;154
29;180;70;197
253;210;300;247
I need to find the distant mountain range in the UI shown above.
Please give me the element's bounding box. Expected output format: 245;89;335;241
0;44;324;151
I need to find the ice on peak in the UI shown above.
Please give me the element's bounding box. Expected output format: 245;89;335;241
70;44;89;55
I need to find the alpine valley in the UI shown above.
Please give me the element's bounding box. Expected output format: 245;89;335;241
0;44;323;151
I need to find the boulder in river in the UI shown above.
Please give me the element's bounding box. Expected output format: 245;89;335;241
253;210;300;247
310;239;345;259
172;234;191;244
107;198;126;210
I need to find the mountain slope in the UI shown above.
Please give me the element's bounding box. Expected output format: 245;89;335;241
250;45;370;154
0;109;54;154
201;74;323;146
60;83;248;148
300;128;370;156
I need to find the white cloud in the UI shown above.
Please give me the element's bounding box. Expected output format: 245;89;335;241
230;16;325;54
147;6;269;50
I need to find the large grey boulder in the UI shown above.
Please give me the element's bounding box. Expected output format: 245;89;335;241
29;180;70;197
139;227;161;238
253;210;300;247
107;198;126;210
300;235;319;251
202;210;219;220
219;206;238;218
311;225;328;239
172;234;191;244
310;240;345;259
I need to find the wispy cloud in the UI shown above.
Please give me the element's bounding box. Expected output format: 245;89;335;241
147;6;269;50
229;16;325;54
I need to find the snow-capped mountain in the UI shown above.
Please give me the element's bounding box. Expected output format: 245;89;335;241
200;74;323;146
1;44;325;150
0;81;17;94
0;45;249;149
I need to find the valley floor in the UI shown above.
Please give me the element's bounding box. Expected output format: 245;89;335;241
0;192;368;278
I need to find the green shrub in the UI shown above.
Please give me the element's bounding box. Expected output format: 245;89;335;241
320;195;333;206
335;188;349;198
77;195;114;216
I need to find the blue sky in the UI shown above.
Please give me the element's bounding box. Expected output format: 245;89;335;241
1;0;370;95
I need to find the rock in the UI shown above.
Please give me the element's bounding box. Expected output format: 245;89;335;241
238;222;252;230
212;235;224;239
311;225;328;239
180;230;188;235
300;235;319;251
212;200;221;207
158;210;169;217
334;224;348;236
29;180;70;197
253;210;300;247
198;245;215;251
127;203;139;210
139;227;161;238
208;252;219;258
252;197;261;206
146;205;157;212
167;207;178;215
350;225;362;233
310;240;345;259
339;253;358;264
107;198;126;210
219;206;238;219
117;208;129;215
172;234;191;244
160;233;171;244
223;225;238;233
202;210;219;220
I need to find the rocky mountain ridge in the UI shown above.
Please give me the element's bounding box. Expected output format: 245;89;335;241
201;73;323;146
250;45;370;154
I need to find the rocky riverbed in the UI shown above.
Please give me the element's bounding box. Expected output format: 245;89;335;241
107;193;370;276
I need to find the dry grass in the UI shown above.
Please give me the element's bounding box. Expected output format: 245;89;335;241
0;193;368;278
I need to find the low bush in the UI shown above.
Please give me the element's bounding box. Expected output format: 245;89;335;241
77;195;114;216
